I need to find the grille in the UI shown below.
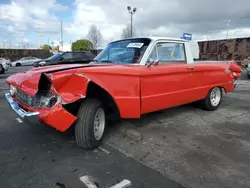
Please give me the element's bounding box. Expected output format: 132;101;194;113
15;88;53;108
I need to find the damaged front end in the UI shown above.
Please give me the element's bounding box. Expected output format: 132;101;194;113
5;70;90;132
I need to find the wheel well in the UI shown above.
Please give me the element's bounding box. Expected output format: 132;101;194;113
63;82;120;118
219;86;226;93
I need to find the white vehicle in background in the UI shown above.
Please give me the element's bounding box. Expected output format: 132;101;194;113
11;56;41;67
0;58;9;74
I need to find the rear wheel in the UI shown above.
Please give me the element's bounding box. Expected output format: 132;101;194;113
16;63;21;67
200;87;222;111
75;98;106;150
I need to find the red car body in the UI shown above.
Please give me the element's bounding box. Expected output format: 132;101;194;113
5;37;242;149
6;61;241;132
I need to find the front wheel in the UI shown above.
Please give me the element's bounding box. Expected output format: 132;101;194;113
75;98;106;150
201;87;222;111
0;65;4;74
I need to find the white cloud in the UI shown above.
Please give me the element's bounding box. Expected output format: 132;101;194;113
64;0;250;49
64;0;125;47
0;0;64;43
1;0;250;49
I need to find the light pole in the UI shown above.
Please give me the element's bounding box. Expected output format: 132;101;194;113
127;6;136;37
225;20;231;40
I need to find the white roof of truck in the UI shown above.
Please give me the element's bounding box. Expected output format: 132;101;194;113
148;36;187;42
113;36;187;42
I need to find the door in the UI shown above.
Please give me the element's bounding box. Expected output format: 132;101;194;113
140;41;197;114
58;52;74;65
21;57;32;66
72;52;93;64
72;52;84;63
26;57;36;65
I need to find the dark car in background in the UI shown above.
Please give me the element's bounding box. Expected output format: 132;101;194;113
33;51;95;67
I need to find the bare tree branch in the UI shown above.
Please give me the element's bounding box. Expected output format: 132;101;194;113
121;24;137;39
87;24;103;49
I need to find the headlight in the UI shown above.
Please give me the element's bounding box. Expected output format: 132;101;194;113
40;94;61;108
45;95;61;108
10;85;16;96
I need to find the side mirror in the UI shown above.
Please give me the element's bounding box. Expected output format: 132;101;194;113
146;58;159;67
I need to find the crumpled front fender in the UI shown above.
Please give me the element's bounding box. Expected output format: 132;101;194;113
47;72;90;104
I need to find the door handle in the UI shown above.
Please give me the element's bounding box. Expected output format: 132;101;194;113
187;66;195;70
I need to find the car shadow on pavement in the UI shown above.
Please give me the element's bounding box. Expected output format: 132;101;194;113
104;102;199;141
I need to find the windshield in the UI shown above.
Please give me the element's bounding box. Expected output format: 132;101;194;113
47;52;63;60
94;38;151;64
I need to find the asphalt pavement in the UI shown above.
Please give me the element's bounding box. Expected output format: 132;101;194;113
0;66;184;188
1;65;249;188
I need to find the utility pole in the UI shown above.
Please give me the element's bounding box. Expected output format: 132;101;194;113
226;20;231;40
38;32;43;48
127;6;137;37
60;20;63;51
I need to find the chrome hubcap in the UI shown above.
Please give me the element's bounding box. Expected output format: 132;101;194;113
93;108;105;140
210;87;221;107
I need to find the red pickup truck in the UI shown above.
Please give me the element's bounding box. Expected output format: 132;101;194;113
5;37;242;149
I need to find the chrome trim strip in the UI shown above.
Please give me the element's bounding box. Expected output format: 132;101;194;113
5;93;39;118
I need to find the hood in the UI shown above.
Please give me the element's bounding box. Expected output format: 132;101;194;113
6;64;104;96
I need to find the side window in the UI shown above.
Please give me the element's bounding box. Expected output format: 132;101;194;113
149;42;186;64
62;53;73;60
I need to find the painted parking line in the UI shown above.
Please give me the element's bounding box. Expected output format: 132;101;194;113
16;118;23;123
110;179;132;188
79;176;98;188
80;175;132;188
98;146;110;155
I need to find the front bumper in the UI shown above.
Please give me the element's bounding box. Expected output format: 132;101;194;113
5;92;77;131
5;93;39;124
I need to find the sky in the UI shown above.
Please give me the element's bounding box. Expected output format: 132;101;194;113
0;0;250;50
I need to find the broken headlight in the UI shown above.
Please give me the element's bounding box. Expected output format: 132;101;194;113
41;95;61;108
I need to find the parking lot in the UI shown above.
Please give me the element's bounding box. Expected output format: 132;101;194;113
0;66;250;188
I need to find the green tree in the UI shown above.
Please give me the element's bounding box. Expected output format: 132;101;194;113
40;44;52;50
71;39;93;51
